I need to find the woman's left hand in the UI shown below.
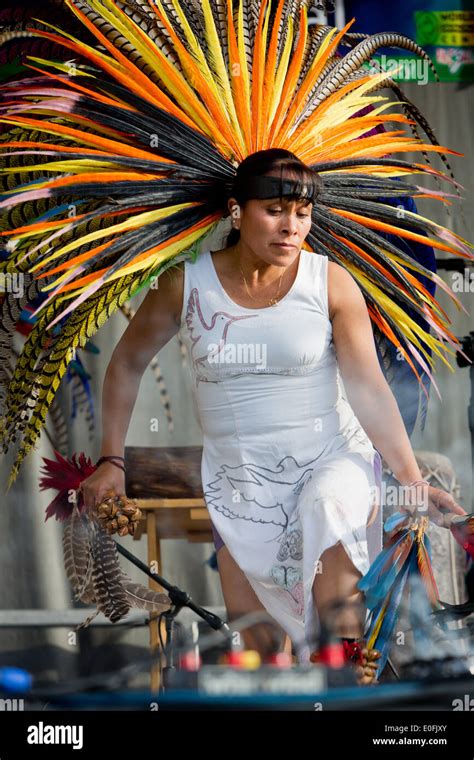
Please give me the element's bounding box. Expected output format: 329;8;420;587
427;486;467;527
405;482;467;527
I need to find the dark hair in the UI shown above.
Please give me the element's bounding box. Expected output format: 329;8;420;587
226;148;322;246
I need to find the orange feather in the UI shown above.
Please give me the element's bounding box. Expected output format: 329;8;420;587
330;208;470;256
275;19;356;145
267;4;307;144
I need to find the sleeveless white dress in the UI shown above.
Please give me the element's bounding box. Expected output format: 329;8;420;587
178;248;383;662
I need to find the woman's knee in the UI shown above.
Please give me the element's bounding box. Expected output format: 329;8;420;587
313;542;364;607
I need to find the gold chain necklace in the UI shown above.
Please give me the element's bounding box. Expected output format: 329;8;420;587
239;265;286;306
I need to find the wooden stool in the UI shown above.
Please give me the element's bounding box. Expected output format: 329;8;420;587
124;445;211;691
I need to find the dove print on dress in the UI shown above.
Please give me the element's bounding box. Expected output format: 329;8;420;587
185;286;257;384
204;454;314;535
203;454;312;618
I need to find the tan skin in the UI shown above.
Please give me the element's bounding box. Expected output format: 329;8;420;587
79;175;466;670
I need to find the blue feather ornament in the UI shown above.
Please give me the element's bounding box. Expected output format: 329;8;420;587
359;513;442;678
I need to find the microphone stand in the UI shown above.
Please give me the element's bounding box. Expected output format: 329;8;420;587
114;542;230;688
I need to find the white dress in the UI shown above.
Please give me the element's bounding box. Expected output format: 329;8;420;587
178;248;383;662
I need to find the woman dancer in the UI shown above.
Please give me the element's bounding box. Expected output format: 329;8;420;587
79;149;465;682
2;2;470;684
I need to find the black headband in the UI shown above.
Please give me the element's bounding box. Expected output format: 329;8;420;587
231;174;318;204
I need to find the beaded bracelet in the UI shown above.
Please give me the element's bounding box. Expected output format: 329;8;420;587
407;479;430;488
405;478;444;511
95;456;126;473
401;479;430;512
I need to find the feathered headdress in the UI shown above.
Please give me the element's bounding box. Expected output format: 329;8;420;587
0;0;472;488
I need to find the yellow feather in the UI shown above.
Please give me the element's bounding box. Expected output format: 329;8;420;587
163;0;245;154
226;0;251;155
33;11;126;68
250;0;270;151
255;0;272;151
47;3;199;128
168;0;221;99
294;118;387;161
88;0;167;71
0;159;126;175
85;0;218;136
275;23;345;143
347;266;457;371
266;4;308;144
267;15;295;127
195;0;245;150
26;55;94;77
31;204;198;274
367;598;390;650
295;74;397;146
236;0;251;114
46;218;220;303
294;105;411;160
260;0;286;143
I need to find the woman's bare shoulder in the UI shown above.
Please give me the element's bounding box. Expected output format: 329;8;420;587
160;261;185;326
328;261;352;282
139;261;185;329
208;247;233;274
327;261;360;320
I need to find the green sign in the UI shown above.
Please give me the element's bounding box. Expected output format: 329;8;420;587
415;10;474;81
359;8;474;83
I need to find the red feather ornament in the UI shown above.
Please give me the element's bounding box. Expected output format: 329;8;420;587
39;448;96;521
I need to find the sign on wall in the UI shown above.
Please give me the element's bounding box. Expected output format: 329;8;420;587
345;1;474;82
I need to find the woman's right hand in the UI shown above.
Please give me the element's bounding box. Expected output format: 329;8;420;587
78;462;126;511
